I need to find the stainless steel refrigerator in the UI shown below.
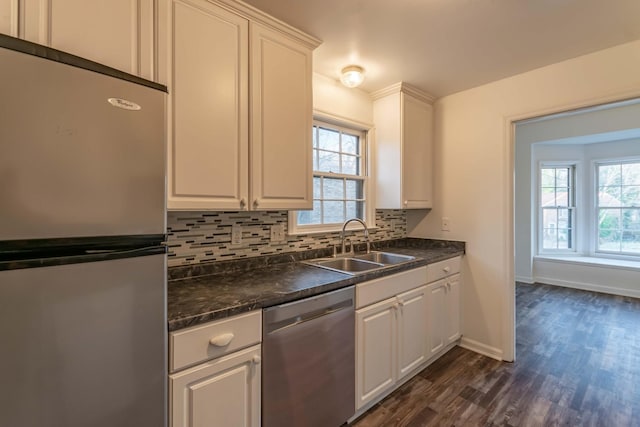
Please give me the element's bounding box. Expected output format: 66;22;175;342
0;34;167;427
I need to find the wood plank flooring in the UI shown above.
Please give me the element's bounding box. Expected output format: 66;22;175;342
352;283;640;426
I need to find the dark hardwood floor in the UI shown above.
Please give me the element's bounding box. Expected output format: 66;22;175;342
352;283;640;426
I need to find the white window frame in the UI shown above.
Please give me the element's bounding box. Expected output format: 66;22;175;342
288;115;375;235
537;161;577;255
593;157;640;258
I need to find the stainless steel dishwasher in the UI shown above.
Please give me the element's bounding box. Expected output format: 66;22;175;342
263;286;355;427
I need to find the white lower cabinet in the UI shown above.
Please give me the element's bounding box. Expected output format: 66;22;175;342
355;268;430;411
355;258;462;414
356;298;397;409
170;345;261;427
426;273;461;358
169;311;262;427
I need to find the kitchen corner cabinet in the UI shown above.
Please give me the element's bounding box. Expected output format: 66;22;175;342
169;310;262;427
159;0;320;211
1;0;155;80
372;83;434;209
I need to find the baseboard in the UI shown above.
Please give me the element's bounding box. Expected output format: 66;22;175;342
515;275;534;284
459;337;503;361
534;276;640;299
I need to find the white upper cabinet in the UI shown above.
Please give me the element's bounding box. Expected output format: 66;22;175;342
159;0;249;210
249;22;313;210
4;0;156;79
373;83;434;209
160;0;320;211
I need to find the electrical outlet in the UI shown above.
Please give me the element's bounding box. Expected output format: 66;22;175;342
231;224;242;245
270;224;286;243
441;217;451;232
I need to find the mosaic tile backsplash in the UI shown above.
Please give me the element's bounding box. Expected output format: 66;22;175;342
166;210;407;267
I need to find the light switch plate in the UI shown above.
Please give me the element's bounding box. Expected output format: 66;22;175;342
441;217;451;232
231;224;242;245
270;224;286;243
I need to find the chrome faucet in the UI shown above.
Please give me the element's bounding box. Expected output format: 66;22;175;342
340;218;370;255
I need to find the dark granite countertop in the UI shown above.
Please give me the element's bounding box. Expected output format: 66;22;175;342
167;238;464;332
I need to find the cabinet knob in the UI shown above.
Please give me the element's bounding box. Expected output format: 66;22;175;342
239;198;246;208
403;200;408;206
253;199;259;208
397;299;405;307
443;266;451;273
209;332;234;347
393;302;400;310
252;355;262;365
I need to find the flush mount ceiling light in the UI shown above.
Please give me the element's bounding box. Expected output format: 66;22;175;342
340;65;365;88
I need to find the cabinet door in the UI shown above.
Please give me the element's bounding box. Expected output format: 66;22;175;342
445;274;461;344
401;93;433;209
356;298;397;410
250;22;313;210
160;0;249;210
426;280;446;357
170;345;261;427
22;0;155;79
396;285;428;379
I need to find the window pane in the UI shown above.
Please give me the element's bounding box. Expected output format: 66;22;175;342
323;201;344;224
346;179;364;200
342;154;359;175
599;164;621;186
598;229;621;252
554;190;569;206
346;201;358;219
621;230;640;253
599;186;621;207
318;127;340;151
342;133;359;155
298;200;322;225
557;208;570;229
622;208;640;230
598;209;620;230
540;169;555;187
622;163;640;185
317;150;340;173
556;168;568;188
312;126;318;148
323;178;344;200
621;185;640;206
313;176;322;198
313;149;318;170
542;208;557;229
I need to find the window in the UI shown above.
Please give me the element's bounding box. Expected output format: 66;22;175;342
291;120;370;233
539;165;575;251
596;161;640;255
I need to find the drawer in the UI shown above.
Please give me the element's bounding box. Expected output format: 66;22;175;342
426;256;461;283
356;267;427;309
170;310;261;373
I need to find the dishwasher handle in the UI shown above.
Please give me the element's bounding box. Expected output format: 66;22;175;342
263;286;354;335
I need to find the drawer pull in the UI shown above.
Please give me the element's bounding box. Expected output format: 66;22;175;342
252;355;262;365
209;333;234;347
443;266;451;273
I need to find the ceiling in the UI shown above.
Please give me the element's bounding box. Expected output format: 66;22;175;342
242;0;640;98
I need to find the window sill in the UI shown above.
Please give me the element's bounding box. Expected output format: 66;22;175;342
534;255;640;272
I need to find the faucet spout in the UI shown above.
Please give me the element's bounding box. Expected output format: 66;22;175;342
340;218;370;255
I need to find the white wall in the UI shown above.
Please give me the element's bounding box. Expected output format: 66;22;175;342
313;72;373;126
407;39;640;361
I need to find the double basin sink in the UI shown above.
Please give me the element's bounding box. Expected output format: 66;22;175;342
304;251;415;275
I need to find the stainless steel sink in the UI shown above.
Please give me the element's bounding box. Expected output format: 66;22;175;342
352;251;415;265
312;257;384;274
304;251;416;275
